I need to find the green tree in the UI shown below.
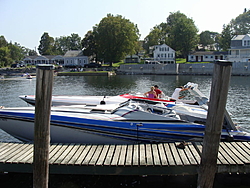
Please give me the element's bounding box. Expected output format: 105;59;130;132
199;31;218;50
38;32;55;55
81;30;97;58
28;49;38;56
230;9;250;35
68;33;82;50
143;23;168;55
8;42;26;62
93;14;140;65
166;11;199;58
0;46;11;67
54;33;82;55
218;24;232;51
0;36;8;48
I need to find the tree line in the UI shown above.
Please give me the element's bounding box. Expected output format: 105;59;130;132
1;9;250;67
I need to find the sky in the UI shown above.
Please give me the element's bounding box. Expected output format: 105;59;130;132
0;0;249;51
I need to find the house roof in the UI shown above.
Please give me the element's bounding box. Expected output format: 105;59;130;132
232;35;246;40
23;55;64;60
64;50;83;57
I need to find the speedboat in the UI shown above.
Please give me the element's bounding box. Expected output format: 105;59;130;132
0;101;249;144
18;82;205;106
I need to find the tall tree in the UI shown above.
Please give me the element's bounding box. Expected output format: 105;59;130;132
81;30;97;58
0;36;8;48
8;42;25;61
199;31;218;50
218;24;232;51
68;33;82;50
166;11;199;58
38;32;55;55
93;14;140;65
143;23;168;54
54;33;82;55
230;9;250;35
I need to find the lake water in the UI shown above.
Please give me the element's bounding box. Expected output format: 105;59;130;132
0;74;250;142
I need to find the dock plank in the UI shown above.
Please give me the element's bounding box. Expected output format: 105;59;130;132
125;144;133;166
132;144;139;166
104;145;115;166
169;143;183;166
0;142;16;153
118;145;127;166
74;145;92;165
6;144;33;163
60;144;81;164
110;145;121;166
163;143;175;166
0;143;28;162
152;144;161;166
0;143;21;159
68;145;86;164
82;145;97;165
157;143;168;166
88;145;103;165
220;142;246;164
184;144;198;165
96;145;109;166
0;142;250;175
139;144;146;166
49;144;69;164
54;144;76;164
175;142;190;165
145;144;153;166
189;143;201;164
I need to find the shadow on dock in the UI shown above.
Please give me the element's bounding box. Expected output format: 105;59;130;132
1;173;250;188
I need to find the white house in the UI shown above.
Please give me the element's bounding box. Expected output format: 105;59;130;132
23;55;64;65
153;44;175;64
63;50;89;67
188;51;228;62
228;34;250;63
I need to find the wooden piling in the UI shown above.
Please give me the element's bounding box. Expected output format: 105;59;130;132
33;64;54;188
197;60;232;188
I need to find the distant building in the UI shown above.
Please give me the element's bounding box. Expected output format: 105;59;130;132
124;55;140;63
23;55;64;65
228;34;250;62
151;44;175;64
188;51;228;62
64;50;89;67
23;50;89;67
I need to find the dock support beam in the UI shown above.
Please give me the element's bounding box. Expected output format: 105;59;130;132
33;64;54;188
197;61;232;188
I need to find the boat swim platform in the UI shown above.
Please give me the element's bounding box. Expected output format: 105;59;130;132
0;142;249;175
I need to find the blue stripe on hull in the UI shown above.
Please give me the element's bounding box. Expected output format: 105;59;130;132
0;111;250;143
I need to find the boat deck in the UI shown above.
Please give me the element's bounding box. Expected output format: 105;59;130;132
0;142;249;175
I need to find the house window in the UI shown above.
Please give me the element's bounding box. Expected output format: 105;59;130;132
205;56;208;58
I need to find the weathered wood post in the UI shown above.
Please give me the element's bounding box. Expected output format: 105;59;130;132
197;60;232;188
33;64;54;188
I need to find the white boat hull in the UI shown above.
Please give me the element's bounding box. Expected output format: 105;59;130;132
0;118;133;144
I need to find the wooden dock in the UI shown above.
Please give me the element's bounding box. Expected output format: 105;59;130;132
0;142;249;175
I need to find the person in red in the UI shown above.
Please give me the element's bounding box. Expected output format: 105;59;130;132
154;85;163;98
